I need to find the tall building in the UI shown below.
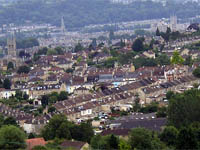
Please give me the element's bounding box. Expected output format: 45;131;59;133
7;32;16;57
61;16;66;34
170;15;177;32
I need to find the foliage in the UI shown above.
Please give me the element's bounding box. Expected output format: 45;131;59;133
128;128;164;150
41;114;94;143
58;91;68;101
28;133;36;139
156;54;170;66
7;61;14;70
139;102;158;114
0;125;26;149
0;0;199;29
41;95;49;107
47;49;58;56
183;55;193;66
32;145;47;150
3;78;11;89
103;57;118;68
74;43;83;52
3;116;18;126
166;91;175;100
90;134;119;150
176;127;198;150
132;38;144;52
48;106;56;113
132;96;141;112
77;56;82;63
168;89;200;128
15;90;29;101
156;28;160;36
170;50;184;65
193;67;200;78
70;122;94;143
41;114;72;140
160;126;178;147
156;106;167;118
16;38;39;49
17;65;30;74
118;139;131;150
41;91;69;107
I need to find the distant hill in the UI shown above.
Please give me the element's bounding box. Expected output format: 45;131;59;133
0;0;200;28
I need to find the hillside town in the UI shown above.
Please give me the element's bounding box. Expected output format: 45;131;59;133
1;17;200;149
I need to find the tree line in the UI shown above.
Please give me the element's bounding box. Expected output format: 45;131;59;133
0;0;199;28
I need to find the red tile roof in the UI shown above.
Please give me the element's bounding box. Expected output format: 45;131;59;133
26;138;46;150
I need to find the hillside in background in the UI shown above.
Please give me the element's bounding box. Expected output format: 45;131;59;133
0;0;200;28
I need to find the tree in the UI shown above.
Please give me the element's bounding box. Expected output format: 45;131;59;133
129;128;164;150
41;95;49;107
156;106;167;118
41;114;72;140
49;96;58;104
28;133;36;139
48;106;56;113
17;65;30;74
58;91;68;101
0;115;4;128
170;50;184;65
139;102;158;114
55;122;71;139
0;125;26;149
166;27;171;34
108;134;119;150
3;78;11;89
132;38;144;52
4;117;18;126
160;32;170;42
0;79;3;88
91;38;97;48
71;122;94;143
90;135;106;150
19;50;26;58
183;55;193;66
193;67;200;78
23;92;29;100
77;56;82;63
47;49;57;55
160;126;178;147
55;47;64;55
132;95;141;112
118;139;131;150
156;28;160;36
156;54;170;66
166;91;174;100
90;134;119;150
7;61;14;70
15;90;23;100
176;127;198;150
168;89;200;128
74;43;83;52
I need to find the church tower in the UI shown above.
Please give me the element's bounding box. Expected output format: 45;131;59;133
7;32;16;57
170;15;177;32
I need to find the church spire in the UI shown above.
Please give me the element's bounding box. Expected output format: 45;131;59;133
61;16;66;34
